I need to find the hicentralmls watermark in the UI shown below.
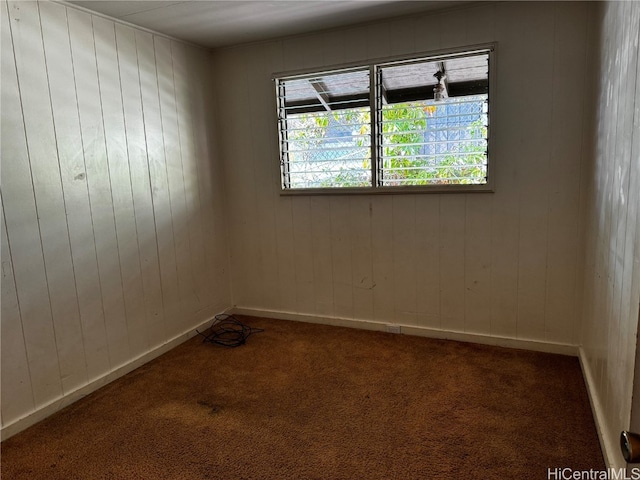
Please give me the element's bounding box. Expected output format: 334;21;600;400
547;468;640;480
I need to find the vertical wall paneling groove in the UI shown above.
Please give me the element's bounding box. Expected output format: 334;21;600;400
392;196;417;325
310;198;334;317
349;196;375;321
330;196;354;319
311;198;335;317
2;1;63;410
1;1;231;437
371;197;394;323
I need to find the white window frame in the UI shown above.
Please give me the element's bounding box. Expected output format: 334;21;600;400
274;43;496;195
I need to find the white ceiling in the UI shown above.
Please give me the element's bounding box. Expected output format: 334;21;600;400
67;1;468;49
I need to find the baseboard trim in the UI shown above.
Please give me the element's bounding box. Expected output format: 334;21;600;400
230;307;578;356
578;347;621;469
0;311;227;441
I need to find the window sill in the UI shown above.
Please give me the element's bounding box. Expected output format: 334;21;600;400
279;183;495;196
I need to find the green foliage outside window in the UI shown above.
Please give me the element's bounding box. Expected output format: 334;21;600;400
286;97;487;188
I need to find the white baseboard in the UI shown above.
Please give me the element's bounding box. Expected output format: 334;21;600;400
0;311;227;441
230;307;578;356
578;347;623;469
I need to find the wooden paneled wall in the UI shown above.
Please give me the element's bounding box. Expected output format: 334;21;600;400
0;1;231;432
214;2;592;346
580;1;640;468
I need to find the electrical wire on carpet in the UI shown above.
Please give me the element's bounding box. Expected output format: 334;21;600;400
196;314;264;347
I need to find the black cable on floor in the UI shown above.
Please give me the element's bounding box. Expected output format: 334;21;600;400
196;314;264;348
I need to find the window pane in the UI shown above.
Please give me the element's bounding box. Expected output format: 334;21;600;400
278;69;371;189
378;52;489;187
380;95;488;186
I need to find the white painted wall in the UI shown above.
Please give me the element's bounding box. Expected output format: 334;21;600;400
0;0;231;434
580;1;640;468
214;2;593;346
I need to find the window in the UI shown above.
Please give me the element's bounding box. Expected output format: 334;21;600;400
275;46;494;193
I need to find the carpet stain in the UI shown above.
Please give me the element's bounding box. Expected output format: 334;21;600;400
197;399;222;415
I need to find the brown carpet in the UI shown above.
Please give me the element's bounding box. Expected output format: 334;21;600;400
1;316;604;479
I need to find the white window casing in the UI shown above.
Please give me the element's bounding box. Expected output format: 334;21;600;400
275;44;496;195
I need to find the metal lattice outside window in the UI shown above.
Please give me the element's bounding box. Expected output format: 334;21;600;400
275;46;494;193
